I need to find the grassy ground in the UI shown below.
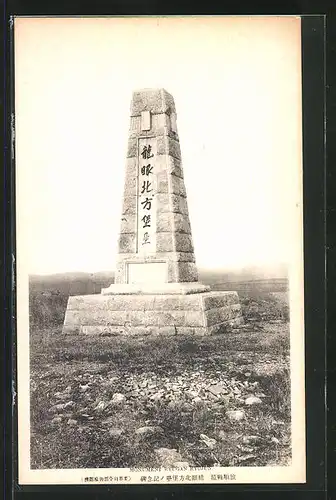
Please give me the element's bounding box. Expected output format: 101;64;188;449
29;291;291;469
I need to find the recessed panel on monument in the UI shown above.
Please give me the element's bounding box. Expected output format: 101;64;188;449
63;88;243;335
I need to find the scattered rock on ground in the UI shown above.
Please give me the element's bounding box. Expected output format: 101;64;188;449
50;401;74;412
200;434;217;449
67;419;77;425
226;410;245;421
94;401;105;411
245;396;262;405
112;393;126;403
242;435;261;445
154;448;183;467
109;428;123;438
50;416;62;424
135;426;163;437
173;461;190;468
207;383;228;396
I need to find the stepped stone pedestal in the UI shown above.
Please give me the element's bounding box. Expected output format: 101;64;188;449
63;89;243;336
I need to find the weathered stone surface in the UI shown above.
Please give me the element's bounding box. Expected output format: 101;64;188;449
170;175;187;197
201;291;240;310
63;291;242;335
129;113;179;140
184;311;205;327
121;196;137;216
130;89;176;116
125;157;137;178
116;251;195;263
157;212;174;232
167;156;183;178
205;304;242;327
174;262;198;282
63;88;243;336
173;213;191;233
156;213;191;234
175;233;194;253
127;309;186;326
156;232;174;252
118;233;136;253
122;175;137;197
157;171;169;193
64;308;129;326
127;138;137;158
120;214;137;234
101;282;210;295
171;194;188;214
67;293;204;311
157;135;181;159
156;194;188;215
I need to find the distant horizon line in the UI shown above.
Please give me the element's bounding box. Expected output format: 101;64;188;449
29;262;289;278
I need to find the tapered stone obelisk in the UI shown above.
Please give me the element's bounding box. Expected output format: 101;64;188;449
63;89;243;335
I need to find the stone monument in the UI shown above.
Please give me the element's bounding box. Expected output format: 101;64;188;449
63;89;243;335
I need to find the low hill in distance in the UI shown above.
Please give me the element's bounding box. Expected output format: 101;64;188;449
29;266;288;330
30;264;288;296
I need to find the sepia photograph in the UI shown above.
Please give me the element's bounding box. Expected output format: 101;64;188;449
15;15;305;485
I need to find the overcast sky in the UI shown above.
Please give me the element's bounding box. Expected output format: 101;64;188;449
14;16;302;275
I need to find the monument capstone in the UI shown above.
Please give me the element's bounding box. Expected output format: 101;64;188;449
63;89;243;335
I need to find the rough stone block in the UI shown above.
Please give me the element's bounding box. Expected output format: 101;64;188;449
122;196;137;216
128;310;186;326
156;212;191;234
125;157;137;178
156;232;174;252
175;262;198;282
170;175;186;197
129;113;179;140
156;193;170;213
127;138;137;158
169;252;195;263
157;212;174;232
167;156;183;178
130;89;176;116
175;233;194;252
157;326;176;335
173;213;191;234
115;251;195;266
157;172;169;193
114;262;125;284
118;233;136;253
63;290;243;336
175;327;206;335
123;175;137;197
184;311;205;327
202;291;240;310
101;282;210;295
120;214;137;234
157;136;181;160
81;326;121;335
153;295;197;311
64;308;129;326
205;304;242;327
171;194;189;214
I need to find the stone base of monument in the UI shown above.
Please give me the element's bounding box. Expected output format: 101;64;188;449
62;288;243;336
